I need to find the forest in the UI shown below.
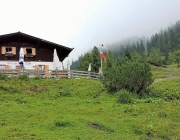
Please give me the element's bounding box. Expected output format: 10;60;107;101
71;20;180;70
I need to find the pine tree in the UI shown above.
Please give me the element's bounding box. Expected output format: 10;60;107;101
169;49;180;67
147;48;163;66
77;53;93;71
124;48;131;60
139;39;145;54
168;28;176;51
91;46;101;72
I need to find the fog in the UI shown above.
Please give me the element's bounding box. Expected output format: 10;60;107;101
0;0;180;67
64;0;180;67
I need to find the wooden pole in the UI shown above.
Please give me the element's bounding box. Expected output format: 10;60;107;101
38;68;39;78
56;68;57;78
101;57;102;73
18;68;20;78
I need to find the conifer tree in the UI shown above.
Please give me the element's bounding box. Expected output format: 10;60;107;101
169;49;180;67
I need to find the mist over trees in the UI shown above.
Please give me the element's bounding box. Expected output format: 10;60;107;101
71;20;180;70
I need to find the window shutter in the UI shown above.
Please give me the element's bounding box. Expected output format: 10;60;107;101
35;65;39;70
45;65;49;70
32;48;36;55
12;47;16;55
5;65;10;69
1;46;5;54
23;48;27;55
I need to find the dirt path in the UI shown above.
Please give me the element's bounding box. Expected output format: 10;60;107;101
154;75;179;82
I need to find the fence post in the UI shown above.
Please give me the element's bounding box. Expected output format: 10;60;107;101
88;71;90;78
68;70;70;78
71;70;73;78
56;69;57;78
38;68;39;78
17;69;19;78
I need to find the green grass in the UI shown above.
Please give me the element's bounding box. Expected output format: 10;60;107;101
0;77;180;139
151;64;180;79
150;77;180;100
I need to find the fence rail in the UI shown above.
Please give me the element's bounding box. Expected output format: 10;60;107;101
0;69;101;79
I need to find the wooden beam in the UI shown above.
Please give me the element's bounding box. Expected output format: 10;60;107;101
18;34;20;43
37;40;40;47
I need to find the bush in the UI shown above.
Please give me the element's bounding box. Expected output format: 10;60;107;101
118;90;134;103
102;58;153;95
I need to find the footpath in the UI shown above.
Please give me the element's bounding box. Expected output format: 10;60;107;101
154;75;179;82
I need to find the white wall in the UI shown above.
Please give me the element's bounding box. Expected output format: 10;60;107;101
0;61;63;70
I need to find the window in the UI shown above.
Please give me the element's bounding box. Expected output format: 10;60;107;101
0;65;5;69
38;65;45;70
26;48;32;54
6;47;12;53
1;46;16;56
35;65;49;71
23;47;36;57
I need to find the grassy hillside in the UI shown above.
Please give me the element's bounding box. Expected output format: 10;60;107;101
0;75;180;139
150;64;180;100
151;64;180;79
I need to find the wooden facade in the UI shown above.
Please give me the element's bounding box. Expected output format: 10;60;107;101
0;32;73;62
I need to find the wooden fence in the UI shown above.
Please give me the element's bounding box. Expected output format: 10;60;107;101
0;69;101;80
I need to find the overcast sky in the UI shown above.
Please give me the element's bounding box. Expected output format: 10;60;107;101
0;0;180;66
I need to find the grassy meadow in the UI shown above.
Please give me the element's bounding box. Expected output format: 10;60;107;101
0;66;180;140
151;64;180;79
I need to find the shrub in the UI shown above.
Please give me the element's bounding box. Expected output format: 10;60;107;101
102;58;153;95
118;90;134;103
